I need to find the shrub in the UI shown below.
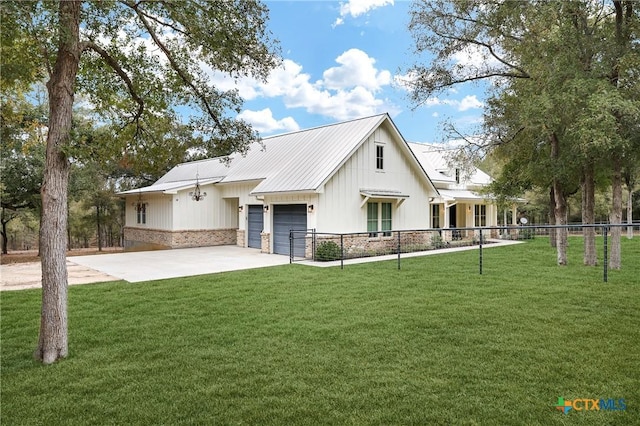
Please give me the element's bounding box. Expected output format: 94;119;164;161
430;233;445;249
315;241;342;261
519;227;535;240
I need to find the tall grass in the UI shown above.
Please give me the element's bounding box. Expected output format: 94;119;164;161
2;238;639;425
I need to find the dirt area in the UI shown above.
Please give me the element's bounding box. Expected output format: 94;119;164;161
1;247;123;265
1;247;122;291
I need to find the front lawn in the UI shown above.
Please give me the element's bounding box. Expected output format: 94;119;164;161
2;238;639;425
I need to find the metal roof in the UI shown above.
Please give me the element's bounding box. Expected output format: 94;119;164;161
407;142;493;185
155;157;233;184
438;189;493;202
225;114;388;194
120;114;438;196
118;178;222;195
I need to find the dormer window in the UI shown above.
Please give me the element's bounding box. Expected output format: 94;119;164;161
376;144;384;170
455;168;460;184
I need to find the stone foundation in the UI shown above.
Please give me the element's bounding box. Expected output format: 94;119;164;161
260;232;270;254
236;229;246;247
124;227;237;251
305;230;454;259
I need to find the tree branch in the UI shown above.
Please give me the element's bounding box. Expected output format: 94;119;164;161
432;30;530;78
125;1;228;136
80;41;145;123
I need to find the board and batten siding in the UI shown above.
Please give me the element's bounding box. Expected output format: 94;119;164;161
220;182;262;232
171;183;239;230
318;124;433;233
125;193;173;230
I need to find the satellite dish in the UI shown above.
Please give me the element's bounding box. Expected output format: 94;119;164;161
519;217;528;225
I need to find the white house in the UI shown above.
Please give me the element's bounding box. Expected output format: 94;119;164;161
407;143;498;236
120;114;442;256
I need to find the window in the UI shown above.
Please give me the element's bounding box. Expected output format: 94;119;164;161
367;202;392;237
474;205;486;227
381;202;392;236
432;204;441;228
455;168;460;184
376;145;384;170
136;203;146;224
367;202;378;237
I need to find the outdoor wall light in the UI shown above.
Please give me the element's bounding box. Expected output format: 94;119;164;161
263;205;269;212
238;205;243;213
308;204;314;213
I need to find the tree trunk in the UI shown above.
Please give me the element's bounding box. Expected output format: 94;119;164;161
582;163;597;265
550;133;566;264
626;177;634;240
35;1;81;364
96;204;103;251
1;208;9;255
1;221;8;255
549;186;557;248
553;179;568;266
610;155;623;269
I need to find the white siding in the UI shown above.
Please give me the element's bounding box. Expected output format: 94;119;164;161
220;182;263;231
262;193;316;234
172;183;217;230
124;193;173;230
318;125;434;233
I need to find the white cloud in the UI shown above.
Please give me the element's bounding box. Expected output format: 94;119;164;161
224;51;396;121
458;95;484;111
237;108;300;134
322;48;390;91
451;44;501;69
421;95;484;112
333;0;394;27
205;50;397;123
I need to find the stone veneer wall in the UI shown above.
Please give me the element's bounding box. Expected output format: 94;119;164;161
124;227;237;251
236;229;245;247
260;232;270;254
304;230;444;259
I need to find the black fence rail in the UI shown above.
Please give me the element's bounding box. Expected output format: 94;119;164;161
289;223;640;282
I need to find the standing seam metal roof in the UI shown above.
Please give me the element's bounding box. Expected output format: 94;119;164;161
121;114;438;196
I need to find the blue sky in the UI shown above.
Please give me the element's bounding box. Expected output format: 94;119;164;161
213;0;488;143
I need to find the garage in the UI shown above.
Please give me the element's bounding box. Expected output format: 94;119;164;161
273;204;307;257
247;205;264;249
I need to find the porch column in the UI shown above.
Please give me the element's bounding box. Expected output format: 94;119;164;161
511;204;518;225
503;209;508;236
444;203;451;229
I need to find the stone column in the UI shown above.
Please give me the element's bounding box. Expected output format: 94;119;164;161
260;232;270;254
236;229;245;247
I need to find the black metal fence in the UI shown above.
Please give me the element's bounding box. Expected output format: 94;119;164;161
289;223;640;282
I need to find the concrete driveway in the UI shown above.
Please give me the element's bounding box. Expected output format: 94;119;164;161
1;246;290;291
68;246;290;283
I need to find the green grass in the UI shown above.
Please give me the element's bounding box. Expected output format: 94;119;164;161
2;238;639;425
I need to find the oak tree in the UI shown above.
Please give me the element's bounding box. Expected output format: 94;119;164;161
2;0;280;364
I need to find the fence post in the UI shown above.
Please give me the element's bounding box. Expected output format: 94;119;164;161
479;228;483;275
397;231;401;270
289;231;293;264
312;228;316;262
603;225;608;283
340;234;344;270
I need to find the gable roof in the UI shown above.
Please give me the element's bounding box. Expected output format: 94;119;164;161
407;142;493;186
223;114;390;194
120;114;437;196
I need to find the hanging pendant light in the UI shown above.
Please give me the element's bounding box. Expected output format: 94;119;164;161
190;172;207;201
